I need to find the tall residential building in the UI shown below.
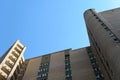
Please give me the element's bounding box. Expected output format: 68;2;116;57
22;48;96;80
84;8;120;80
0;43;97;80
0;40;26;80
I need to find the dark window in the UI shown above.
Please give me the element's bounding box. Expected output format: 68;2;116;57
104;27;110;31
66;74;72;78
96;16;99;19
98;19;102;22
114;38;120;43
101;23;106;26
109;32;114;37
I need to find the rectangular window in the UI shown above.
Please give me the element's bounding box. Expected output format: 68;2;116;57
113;38;120;43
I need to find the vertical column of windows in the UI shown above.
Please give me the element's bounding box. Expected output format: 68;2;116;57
37;63;49;80
37;55;50;80
87;47;104;80
88;29;112;80
65;50;72;80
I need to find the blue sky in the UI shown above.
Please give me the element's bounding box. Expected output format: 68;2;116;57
0;0;119;59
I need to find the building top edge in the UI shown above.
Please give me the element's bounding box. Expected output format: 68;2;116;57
25;46;90;60
25;48;72;60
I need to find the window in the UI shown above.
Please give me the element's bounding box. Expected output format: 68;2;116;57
66;74;72;78
109;32;114;37
45;68;48;71
104;27;110;31
113;38;120;43
92;64;98;69
91;59;96;63
101;23;106;26
96;74;104;79
65;62;70;66
92;62;97;66
65;57;70;60
44;73;48;77
93;14;96;16
40;69;42;72
37;75;42;78
66;67;71;71
94;68;100;71
90;57;94;60
96;16;99;19
40;63;49;67
98;19;102;22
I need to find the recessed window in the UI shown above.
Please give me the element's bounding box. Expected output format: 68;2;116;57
113;38;120;43
91;59;96;63
37;75;42;78
94;68;100;71
109;32;114;37
96;16;99;19
101;23;106;26
98;19;102;22
92;64;98;69
92;62;97;66
93;14;96;16
104;27;110;31
66;67;71;71
66;74;72;78
65;55;69;57
96;74;104;79
90;57;94;60
65;57;70;60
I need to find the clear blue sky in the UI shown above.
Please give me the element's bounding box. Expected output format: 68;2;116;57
0;0;119;59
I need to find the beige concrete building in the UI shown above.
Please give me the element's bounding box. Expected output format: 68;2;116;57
0;40;97;80
0;40;26;80
84;7;120;80
22;48;96;80
0;43;97;80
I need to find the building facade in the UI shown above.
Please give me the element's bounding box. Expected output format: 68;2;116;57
0;40;26;80
84;8;120;80
22;48;96;80
0;44;97;80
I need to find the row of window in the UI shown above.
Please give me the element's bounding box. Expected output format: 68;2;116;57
37;73;48;78
38;68;48;72
40;63;49;67
91;10;120;44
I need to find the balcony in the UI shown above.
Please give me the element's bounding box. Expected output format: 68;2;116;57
14;47;21;53
9;56;17;63
1;66;11;75
17;44;23;50
0;73;7;80
11;51;19;58
5;61;14;68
